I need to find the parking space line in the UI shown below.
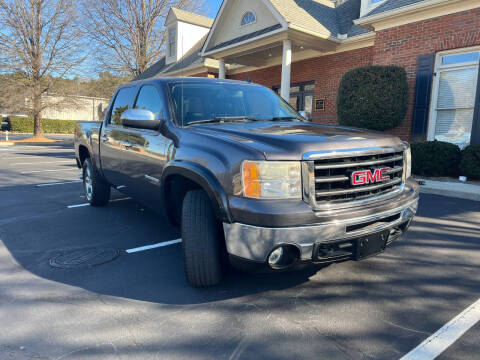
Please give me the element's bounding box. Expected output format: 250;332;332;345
400;298;480;360
10;160;74;165
67;198;130;209
36;180;82;187
126;239;182;253
21;168;77;174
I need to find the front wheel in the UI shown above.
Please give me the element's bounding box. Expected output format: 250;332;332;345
83;157;111;206
182;189;223;287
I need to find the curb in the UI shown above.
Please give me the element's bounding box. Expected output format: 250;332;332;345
0;142;14;146
416;178;480;202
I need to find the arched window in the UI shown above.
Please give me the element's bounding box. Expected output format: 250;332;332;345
241;11;256;26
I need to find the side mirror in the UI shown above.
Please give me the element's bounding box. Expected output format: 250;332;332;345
121;109;163;130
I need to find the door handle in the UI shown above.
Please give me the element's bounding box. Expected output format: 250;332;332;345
101;135;109;143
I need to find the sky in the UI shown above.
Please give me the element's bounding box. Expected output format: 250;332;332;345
205;0;222;17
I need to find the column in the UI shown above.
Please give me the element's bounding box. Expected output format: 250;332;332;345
218;59;226;79
280;40;292;101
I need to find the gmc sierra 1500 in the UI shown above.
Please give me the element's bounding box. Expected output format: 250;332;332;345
75;78;419;287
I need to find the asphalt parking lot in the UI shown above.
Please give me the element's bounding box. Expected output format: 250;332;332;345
0;139;479;360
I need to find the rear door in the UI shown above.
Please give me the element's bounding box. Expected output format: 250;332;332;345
120;84;169;206
100;85;138;187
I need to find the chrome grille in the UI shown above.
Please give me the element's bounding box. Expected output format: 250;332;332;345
312;151;404;204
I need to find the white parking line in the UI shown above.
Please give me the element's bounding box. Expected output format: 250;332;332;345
21;168;76;174
36;180;82;187
11;160;74;165
67;198;130;209
400;298;480;360
126;239;182;253
0;156;75;160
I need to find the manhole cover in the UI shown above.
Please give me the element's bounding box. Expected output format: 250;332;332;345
49;248;120;269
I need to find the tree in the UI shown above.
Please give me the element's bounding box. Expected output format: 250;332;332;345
0;0;84;138
82;0;204;77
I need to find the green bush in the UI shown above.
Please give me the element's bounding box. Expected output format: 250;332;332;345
460;145;480;180
7;116;77;134
411;141;462;177
337;65;409;131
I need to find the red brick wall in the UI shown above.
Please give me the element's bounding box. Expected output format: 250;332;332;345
228;46;374;125
373;8;480;140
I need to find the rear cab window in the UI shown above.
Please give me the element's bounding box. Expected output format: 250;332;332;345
108;86;137;125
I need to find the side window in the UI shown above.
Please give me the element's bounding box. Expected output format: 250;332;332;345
109;87;137;125
134;85;163;120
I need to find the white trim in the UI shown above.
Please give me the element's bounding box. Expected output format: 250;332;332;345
262;0;288;28
201;0;230;56
427;46;480;143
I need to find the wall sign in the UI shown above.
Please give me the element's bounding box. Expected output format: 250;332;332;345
315;99;325;111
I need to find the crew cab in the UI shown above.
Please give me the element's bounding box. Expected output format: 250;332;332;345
74;78;419;287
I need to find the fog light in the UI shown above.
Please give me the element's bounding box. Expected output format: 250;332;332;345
268;247;284;266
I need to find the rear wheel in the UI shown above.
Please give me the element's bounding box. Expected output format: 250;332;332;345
83;157;111;206
182;189;223;287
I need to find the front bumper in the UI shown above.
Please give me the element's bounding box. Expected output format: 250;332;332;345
223;181;419;265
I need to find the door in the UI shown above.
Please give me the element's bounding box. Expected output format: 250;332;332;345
120;84;169;206
428;48;480;148
275;82;315;119
100;86;138;186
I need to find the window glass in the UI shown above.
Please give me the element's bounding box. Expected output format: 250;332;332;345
168;27;176;58
168;82;301;126
304;84;315;92
241;12;256;26
441;52;479;66
110;87;136;125
134;86;162;120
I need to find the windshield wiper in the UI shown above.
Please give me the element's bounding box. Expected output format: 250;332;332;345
270;116;306;122
187;116;262;125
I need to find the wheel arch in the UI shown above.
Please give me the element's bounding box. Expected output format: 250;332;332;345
162;161;232;224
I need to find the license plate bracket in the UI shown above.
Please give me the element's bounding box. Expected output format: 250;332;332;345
355;230;390;260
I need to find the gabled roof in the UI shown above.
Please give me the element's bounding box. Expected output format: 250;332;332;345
169;7;214;28
366;0;427;16
134;35;209;81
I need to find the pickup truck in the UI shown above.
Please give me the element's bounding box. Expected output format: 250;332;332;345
75;78;419;287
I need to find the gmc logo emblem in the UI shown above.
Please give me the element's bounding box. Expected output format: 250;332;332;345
351;168;391;186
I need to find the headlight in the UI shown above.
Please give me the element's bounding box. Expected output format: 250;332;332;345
404;146;412;180
242;161;301;199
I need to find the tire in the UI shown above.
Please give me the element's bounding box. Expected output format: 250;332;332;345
182;189;223;287
82;157;111;207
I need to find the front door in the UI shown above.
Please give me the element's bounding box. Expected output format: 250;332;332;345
120;84;169;207
428;48;480;148
275;82;315;119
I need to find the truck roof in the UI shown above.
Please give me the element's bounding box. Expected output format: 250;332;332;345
126;77;254;87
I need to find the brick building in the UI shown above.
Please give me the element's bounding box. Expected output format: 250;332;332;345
139;0;480;147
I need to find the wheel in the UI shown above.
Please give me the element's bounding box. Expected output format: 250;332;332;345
82;157;111;206
181;189;223;287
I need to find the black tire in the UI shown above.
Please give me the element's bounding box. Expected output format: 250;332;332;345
82;157;111;207
182;189;222;287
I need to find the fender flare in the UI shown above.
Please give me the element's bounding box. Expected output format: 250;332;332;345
161;161;232;223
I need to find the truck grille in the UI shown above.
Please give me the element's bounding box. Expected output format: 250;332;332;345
312;151;404;204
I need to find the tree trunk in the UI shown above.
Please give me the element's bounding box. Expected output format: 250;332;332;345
33;88;43;137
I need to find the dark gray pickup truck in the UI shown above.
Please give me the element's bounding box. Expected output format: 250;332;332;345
75;78;419;287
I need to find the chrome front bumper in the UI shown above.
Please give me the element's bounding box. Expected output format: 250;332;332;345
223;198;419;263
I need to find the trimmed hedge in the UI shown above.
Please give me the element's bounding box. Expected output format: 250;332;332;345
337;65;409;131
411;141;462;177
460;145;480;180
7;116;77;134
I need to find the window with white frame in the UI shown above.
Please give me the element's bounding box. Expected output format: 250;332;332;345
241;11;256;26
168;27;176;58
360;0;386;16
428;48;480;148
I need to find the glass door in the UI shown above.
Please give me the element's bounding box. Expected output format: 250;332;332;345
428;48;480;148
274;82;315;119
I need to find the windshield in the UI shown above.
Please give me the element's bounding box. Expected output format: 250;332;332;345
167;81;303;126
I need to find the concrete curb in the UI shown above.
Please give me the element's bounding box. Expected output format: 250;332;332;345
416;178;480;202
0;142;14;146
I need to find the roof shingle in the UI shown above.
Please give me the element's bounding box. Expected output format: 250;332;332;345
170;8;214;28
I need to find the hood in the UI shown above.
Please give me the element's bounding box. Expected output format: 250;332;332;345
190;121;404;160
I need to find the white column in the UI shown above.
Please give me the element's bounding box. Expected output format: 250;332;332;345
280;40;292;101
218;59;226;79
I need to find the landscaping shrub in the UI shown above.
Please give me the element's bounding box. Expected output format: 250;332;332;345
337;65;409;131
7;116;77;134
460;145;480;180
410;141;462;177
